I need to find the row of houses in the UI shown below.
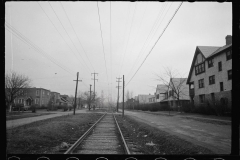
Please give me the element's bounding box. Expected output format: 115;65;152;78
127;35;232;109
13;87;73;108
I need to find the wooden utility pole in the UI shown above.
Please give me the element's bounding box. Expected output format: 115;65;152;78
88;84;92;110
116;77;122;112
122;75;124;117
73;72;82;115
91;72;98;110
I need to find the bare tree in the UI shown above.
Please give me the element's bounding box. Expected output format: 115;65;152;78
155;67;188;112
5;71;31;112
80;91;100;111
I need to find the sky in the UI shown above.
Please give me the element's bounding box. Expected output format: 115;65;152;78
5;1;232;103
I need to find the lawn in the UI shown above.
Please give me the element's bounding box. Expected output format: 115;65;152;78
6;113;103;154
6;112;55;121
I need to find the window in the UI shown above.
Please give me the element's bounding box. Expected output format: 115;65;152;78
195;62;205;75
218;61;222;71
198;79;204;88
36;90;39;96
228;70;232;80
220;82;224;91
156;94;159;99
226;50;232;60
209;75;215;85
199;94;205;103
208;59;213;68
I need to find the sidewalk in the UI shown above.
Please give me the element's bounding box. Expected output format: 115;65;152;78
122;109;231;122
6;109;88;129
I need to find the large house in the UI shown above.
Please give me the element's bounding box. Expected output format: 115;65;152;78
137;94;154;104
186;35;232;108
14;87;52;107
160;78;190;109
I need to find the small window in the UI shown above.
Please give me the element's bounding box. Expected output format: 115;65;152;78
209;75;215;85
195;62;205;75
218;61;222;71
228;70;232;80
226;50;232;61
208;59;213;68
36;90;39;96
198;79;204;88
220;82;224;91
199;94;205;103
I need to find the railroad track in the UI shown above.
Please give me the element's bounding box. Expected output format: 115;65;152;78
64;112;130;154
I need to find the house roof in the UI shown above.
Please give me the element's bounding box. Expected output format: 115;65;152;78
170;78;189;100
208;44;232;58
197;46;221;58
186;44;231;84
156;84;168;94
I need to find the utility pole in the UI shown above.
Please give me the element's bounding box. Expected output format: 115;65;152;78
88;84;93;110
116;77;122;112
122;75;124;117
73;72;82;115
91;72;98;110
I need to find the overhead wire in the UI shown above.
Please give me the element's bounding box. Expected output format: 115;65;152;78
110;2;112;103
37;2;86;73
48;2;92;72
119;2;138;76
5;22;75;76
59;2;95;72
96;1;109;94
126;2;183;87
126;2;169;78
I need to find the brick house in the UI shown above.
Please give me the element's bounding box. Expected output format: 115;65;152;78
14;87;52;107
186;35;232;108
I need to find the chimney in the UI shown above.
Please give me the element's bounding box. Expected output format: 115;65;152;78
225;35;232;45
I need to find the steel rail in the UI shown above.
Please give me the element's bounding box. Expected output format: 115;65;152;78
113;114;131;154
64;112;107;154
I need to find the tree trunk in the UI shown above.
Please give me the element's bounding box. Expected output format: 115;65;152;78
9;104;12;112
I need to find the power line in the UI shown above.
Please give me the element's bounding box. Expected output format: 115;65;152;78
48;2;91;72
37;2;86;72
97;2;109;88
5;22;75;75
126;3;169;78
119;2;138;76
110;2;112;102
60;2;95;72
126;2;183;87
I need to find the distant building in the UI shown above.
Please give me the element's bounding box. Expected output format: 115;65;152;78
155;84;168;102
186;35;232;108
148;95;156;103
14;87;51;107
160;78;190;109
138;94;154;104
50;91;61;106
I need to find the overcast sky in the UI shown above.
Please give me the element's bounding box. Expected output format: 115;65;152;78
5;1;232;102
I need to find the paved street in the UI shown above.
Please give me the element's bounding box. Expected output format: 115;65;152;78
120;110;231;154
6;109;89;129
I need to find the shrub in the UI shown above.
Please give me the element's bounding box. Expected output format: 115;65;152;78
30;104;38;113
182;103;193;113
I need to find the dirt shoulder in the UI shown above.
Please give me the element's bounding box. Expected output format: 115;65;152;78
6;112;55;121
116;114;214;155
6;113;103;154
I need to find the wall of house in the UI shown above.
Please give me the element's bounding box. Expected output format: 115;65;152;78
189;49;232;107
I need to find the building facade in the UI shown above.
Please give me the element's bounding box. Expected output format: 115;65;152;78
14;88;56;108
186;35;232;108
155;84;168;102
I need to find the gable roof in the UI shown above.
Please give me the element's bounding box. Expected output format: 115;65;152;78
156;84;168;93
197;46;221;58
208;44;232;58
